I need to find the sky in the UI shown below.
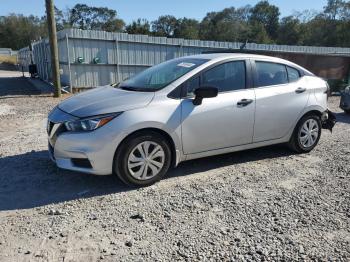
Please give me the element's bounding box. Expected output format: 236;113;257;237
0;0;327;23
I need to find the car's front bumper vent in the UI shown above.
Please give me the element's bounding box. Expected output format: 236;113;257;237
71;158;93;169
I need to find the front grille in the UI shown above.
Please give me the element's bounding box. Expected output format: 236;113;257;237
48;123;67;147
47;120;54;135
47;106;76;154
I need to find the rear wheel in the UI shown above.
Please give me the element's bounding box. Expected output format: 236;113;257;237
114;131;172;187
288;114;321;153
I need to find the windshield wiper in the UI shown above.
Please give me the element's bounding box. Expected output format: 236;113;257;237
118;86;157;92
118;86;137;91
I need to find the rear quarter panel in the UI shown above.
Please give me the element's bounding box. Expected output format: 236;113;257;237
308;76;328;110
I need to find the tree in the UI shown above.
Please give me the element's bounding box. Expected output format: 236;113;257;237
293;9;318;23
249;1;280;40
300;15;336;46
277;16;302;45
3;2;350;50
248;22;272;43
69;4;125;32
324;0;345;20
199;7;251;42
101;18;125;32
174;18;199;39
125;19;151;35
0;14;47;50
40;6;70;31
341;2;350;20
335;19;350;46
54;6;66;31
151;15;178;37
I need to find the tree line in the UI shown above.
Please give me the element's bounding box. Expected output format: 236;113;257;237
1;0;350;50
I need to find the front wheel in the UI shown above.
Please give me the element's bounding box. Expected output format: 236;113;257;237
288;114;322;153
114;131;172;187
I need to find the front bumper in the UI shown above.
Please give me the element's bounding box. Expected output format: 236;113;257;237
49;130;117;175
47;107;125;176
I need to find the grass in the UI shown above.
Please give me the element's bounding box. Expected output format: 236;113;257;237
0;55;17;65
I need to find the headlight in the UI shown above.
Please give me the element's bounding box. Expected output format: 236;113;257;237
64;112;122;132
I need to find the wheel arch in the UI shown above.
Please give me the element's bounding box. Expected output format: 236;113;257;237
296;104;325;124
300;109;322;119
114;127;179;169
288;109;323;153
283;107;324;142
292;109;323;134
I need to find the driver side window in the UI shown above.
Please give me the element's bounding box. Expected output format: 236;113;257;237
185;61;246;96
185;76;200;97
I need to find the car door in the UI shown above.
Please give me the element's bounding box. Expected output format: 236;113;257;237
181;60;256;155
252;60;310;142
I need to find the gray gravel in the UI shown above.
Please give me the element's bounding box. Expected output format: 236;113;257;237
0;72;349;261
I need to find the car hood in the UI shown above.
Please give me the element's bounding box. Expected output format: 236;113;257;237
58;85;155;118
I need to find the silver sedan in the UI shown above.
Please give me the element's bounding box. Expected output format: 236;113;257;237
47;53;334;186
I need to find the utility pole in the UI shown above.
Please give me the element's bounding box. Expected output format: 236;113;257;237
45;0;61;97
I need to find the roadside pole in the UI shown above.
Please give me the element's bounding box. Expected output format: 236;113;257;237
45;0;61;97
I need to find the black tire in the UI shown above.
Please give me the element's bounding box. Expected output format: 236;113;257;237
345;110;350;115
113;131;172;187
288;114;322;153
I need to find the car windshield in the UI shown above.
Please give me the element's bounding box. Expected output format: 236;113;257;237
117;58;208;91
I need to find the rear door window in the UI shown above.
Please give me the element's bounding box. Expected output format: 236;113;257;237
287;66;301;82
255;61;288;87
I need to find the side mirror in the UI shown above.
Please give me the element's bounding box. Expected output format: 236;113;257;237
193;86;218;105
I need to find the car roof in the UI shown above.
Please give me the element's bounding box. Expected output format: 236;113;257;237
184;53;313;75
187;53;288;63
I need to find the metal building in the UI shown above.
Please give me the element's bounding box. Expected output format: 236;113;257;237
18;28;350;92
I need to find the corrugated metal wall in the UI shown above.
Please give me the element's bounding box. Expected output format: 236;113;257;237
32;40;52;82
18;28;350;90
17;47;31;71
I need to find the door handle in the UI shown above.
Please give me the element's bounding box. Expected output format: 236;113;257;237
237;99;254;107
295;87;307;93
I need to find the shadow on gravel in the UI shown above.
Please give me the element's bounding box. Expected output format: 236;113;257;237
0;150;130;211
0;76;40;97
0;145;293;211
334;112;350;124
0;63;18;71
169;144;293;179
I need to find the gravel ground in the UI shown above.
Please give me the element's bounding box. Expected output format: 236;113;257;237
0;71;349;261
